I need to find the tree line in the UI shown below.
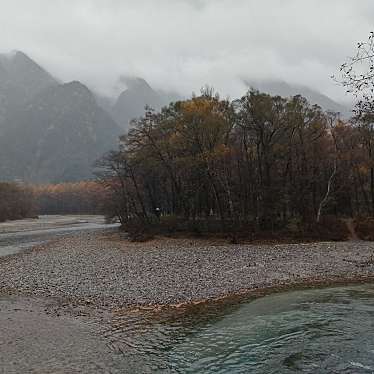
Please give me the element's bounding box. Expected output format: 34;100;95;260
33;182;109;215
0;181;110;222
97;88;372;239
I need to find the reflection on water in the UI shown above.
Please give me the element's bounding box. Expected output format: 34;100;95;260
104;284;374;373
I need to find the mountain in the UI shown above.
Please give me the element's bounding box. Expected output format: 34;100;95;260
0;51;57;98
244;80;352;118
112;77;179;129
0;50;352;183
0;51;58;128
0;51;121;183
0;81;121;183
94;93;116;115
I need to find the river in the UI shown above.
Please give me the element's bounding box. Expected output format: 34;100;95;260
109;283;374;373
1;216;374;373
0;214;119;257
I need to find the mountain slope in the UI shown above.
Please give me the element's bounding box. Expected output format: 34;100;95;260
245;80;352;118
0;51;57;99
0;51;58;127
0;81;121;183
112;78;179;129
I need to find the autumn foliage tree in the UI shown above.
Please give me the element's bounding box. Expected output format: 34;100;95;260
96;88;369;241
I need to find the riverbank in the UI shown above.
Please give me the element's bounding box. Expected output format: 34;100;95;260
0;215;119;257
1;231;374;310
0;295;134;374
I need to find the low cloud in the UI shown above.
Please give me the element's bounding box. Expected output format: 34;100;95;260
0;0;372;102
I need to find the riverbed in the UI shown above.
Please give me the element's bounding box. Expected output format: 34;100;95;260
0;215;118;257
2;231;374;309
1;217;374;373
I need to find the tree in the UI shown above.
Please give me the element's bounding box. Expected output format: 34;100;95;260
337;32;374;118
97;89;356;239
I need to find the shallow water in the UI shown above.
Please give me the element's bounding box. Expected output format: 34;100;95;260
0;215;119;257
109;284;374;373
3;284;374;373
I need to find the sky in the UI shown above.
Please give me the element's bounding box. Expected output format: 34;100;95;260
0;0;373;103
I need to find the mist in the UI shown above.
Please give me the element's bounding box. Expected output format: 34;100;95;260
0;0;372;102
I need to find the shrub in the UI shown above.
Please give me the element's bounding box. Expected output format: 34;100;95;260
355;217;374;241
0;183;35;222
302;216;349;242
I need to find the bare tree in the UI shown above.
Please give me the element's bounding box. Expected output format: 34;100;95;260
335;31;374;118
317;113;339;223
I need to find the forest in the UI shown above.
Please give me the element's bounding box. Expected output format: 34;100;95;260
3;34;374;242
0;181;108;222
96;88;372;241
2;88;373;241
33;182;109;215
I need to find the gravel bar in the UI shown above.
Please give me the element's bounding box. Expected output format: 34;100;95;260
1;232;374;309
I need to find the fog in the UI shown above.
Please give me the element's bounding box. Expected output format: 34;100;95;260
1;0;373;102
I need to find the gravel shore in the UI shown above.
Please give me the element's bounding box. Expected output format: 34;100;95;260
1;232;374;309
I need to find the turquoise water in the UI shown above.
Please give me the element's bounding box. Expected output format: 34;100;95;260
115;284;374;373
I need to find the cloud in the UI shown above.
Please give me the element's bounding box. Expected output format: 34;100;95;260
0;0;372;102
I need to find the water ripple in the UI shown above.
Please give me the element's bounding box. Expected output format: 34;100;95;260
101;283;374;373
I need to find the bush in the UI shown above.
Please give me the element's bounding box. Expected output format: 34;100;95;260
301;216;349;242
119;214;350;243
122;219;155;242
0;183;35;222
355;217;374;240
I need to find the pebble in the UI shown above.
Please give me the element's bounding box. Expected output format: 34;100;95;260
1;232;374;309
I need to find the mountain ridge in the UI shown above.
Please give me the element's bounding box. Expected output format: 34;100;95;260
0;50;353;183
0;54;121;183
244;79;351;118
111;77;172;129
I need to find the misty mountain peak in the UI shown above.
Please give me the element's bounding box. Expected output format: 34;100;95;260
120;76;152;91
0;50;56;81
112;77;164;129
63;81;93;97
0;50;58;115
12;50;36;63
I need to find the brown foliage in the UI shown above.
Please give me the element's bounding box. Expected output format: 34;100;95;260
96;90;374;242
33;181;110;215
355;217;374;241
0;183;35;222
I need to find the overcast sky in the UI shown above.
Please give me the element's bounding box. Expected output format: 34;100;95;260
0;0;373;102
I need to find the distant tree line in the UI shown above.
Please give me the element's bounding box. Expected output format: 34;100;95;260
0;181;112;222
33;182;109;215
0;182;35;222
97;88;374;240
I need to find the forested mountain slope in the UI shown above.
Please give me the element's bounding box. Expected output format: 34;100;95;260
0;52;120;182
0;81;120;182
